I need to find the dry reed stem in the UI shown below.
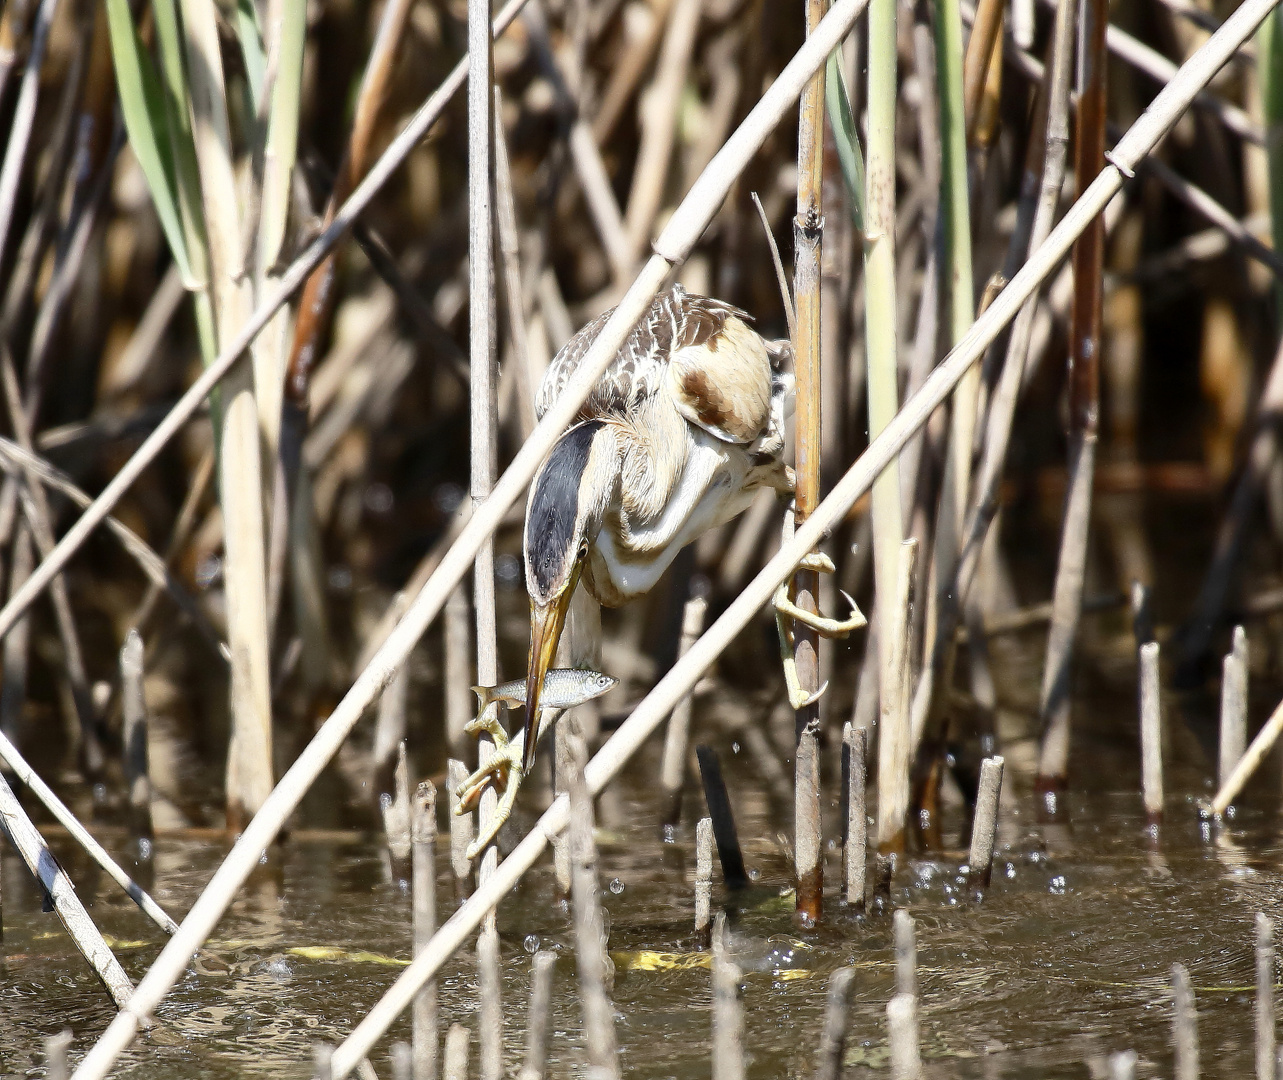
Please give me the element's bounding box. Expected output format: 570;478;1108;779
1172;963;1200;1080
391;1043;412;1080
660;591;708;824
1260;913;1275;1080
1140;642;1163;823
74;1;1267;1070
567;731;620;1079
45;1030;72;1080
814;967;855;1080
120;630;153;839
593;0;674;143
695;816;713;946
791;0;827;925
494;88;537;440
968;756;1005;888
878;539;918;851
623;0;701;261
1211;694;1283;814
443;1027;469;1080
1219;650;1247;788
887;993;921;1080
1036;0;1108;792
447;759;474;888
0;771;134;1008
383;742;412;861
893;909;916;997
412;782;437;1080
0;0;58;268
517;951;556;1080
0;727;178;934
962;0;1004;133
0;438;225;660
373;597;411;794
843;722;868;909
314;1044;334;1080
711;914;745;1080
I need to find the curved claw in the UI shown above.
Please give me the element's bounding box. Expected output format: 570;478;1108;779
773;586;867;639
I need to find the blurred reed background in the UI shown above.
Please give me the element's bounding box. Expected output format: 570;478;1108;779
0;0;1279;901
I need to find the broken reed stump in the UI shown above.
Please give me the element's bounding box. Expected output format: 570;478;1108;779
443;1025;470;1080
45;1030;72;1080
893;909;916;998
1110;1051;1138;1080
1219;634;1247;792
660;590;708;828
887;993;921;1080
119;629;152;842
967;756;1005;889
712;913;745;1080
566;731;621;1080
1259;913;1275;1080
1171;963;1199;1080
314;1042;334;1080
477;925;502;1080
517;951;556;1080
0;771;133;1008
695;816;713;947
390;1042;412;1080
1139;641;1163;826
382;741;412;863
813;968;855;1080
412;782;437;1080
695;745;749;890
843;723;868;910
446;759;473;894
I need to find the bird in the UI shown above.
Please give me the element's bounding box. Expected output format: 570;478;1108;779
456;284;864;855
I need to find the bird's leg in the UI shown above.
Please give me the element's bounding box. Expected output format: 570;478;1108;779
772;551;868;710
455;705;563;859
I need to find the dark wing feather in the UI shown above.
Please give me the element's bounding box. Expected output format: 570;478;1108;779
535;285;750;423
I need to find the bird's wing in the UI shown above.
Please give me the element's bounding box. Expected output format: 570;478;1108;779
536;286;773;446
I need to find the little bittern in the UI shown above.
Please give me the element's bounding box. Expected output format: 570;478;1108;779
459;285;863;854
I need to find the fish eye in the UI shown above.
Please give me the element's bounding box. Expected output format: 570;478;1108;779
578;540;589;560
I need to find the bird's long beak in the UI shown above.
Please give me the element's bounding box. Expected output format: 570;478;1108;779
523;575;577;771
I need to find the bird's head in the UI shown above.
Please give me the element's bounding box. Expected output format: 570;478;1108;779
522;420;617;769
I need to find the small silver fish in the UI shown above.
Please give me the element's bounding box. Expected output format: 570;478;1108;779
472;668;618;712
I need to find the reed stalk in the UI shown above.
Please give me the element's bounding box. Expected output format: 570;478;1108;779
791;0;827;923
1259;913;1276;1080
1036;0;1108;792
72;1;1267;1069
711;914;745;1080
877;539;918;851
0;771;134;1008
412;782;437;1080
695;816;713;946
1172;963;1200;1080
843;722;868;909
967;756;1004;887
661;590;708;826
469;2;502;1070
517;951;556;1080
864;0;906;842
1140;642;1163;824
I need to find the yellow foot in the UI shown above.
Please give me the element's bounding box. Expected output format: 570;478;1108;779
456;712;528;859
772;550;868;709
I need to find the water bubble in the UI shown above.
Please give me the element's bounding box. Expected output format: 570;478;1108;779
434;482;465;513
328;565;353;591
496;554;523;588
1049;875;1067;894
523;934;540;954
609;878;624;895
731;741;741;754
137;837;153;861
379;792;393;813
1005;862;1016;879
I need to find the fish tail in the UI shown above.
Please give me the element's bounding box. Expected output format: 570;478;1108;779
471;685;495;710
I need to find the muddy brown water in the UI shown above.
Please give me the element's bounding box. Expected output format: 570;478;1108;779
2;506;1282;1078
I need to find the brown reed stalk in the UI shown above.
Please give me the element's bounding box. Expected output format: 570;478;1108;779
968;756;1004;888
1036;0;1108;793
791;0;828;926
77;0;1268;1067
878;540;918;851
695;816;713;946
